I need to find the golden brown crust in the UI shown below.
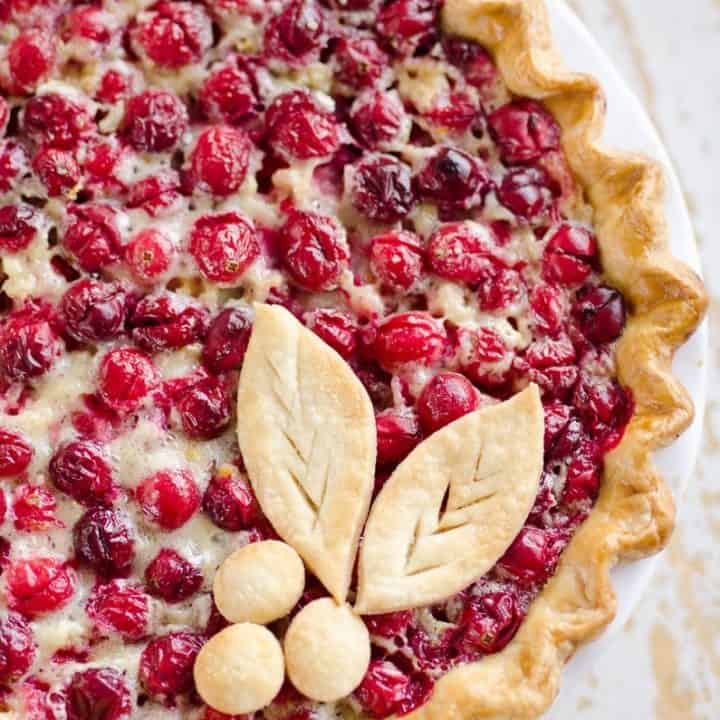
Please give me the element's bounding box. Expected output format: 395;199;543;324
399;1;709;718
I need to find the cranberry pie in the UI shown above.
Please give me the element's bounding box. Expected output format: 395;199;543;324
0;0;707;718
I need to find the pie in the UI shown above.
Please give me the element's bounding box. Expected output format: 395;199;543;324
0;0;707;719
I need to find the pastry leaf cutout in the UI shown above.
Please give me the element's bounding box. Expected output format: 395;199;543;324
237;304;376;603
355;385;543;614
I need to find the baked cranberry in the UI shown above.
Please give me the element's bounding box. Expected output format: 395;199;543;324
263;0;325;65
7;30;56;93
424;92;478;132
202;307;253;373
459;591;523;654
304;308;358;358
280;210;349;291
82;137;123;192
414;147;489;210
369;230;424;292
377;0;439;55
0;613;35;682
145;548;203;603
189;126;251;196
64;667;131;720
130;292;209;353
525;333;576;369
488;100;561;165
125;229;174;284
375;410;422;466
63;204;122;272
442;36;497;90
12;485;62;531
95;69;131;103
349;155;415;223
0;98;7;136
132;1;212;68
49;440;117;507
573;284;626;345
265;90;340;161
139;631;205;697
497;166;554;220
7;557;76;617
0;140;29;193
477;266;524;311
543;223;597;284
334;35;389;89
136;469;200;530
59;280;127;344
97;347;159;413
355;660;411;718
85;580;150;641
22;93;93;150
122;91;188;152
417;372;479;434
457;326;512;388
189;212;260;283
563;450;601;504
350;90;406;150
175;376;231;439
200;55;259;124
202;467;259;531
0;429;33;477
127;171;181;217
63;6;117;46
497;526;558;586
73;507;135;578
32;147;82;197
0;205;36;253
373;312;446;370
363;610;412;638
529;283;564;336
543;401;573;452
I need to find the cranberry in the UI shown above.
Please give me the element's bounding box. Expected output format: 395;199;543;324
0;140;29;193
97;347;159;412
189;126;251;196
478;266;524;311
63;6;117;47
497;166;554;220
64;667;131;720
7;557;76;617
82;137;122;193
130;292;208;353
304;308;358;358
122;91;188;152
525;333;576;369
202;307;253;373
202;467;259;531
529;283;564;336
139;631;205;697
127;171;181;217
563;450;601;504
49;440;117;507
497;526;558;586
136;469;200;530
175;376;231;439
189;212;260;282
488;100;561;165
350;90;406;150
96;69;131;103
280;210;349;291
0;613;36;682
7;30;56;93
355;660;411;718
442;36;497;90
132;1;212;68
0;205;37;253
12;485;62;531
376;410;422;466
369;230;425;292
573;284;626;345
417;372;479;434
200;55;259;124
573;375;632;452
543;401;573;452
373;312;447;370
424;92;478;133
63;204;122;272
125;229;174;284
145;548;203;603
334;35;389;89
457;326;512;388
32;147;82;197
363;610;412;638
263;0;325;66
0;97;7;136
265;90;340;161
349;155;415;223
459;591;523;654
543;223;597;284
59;280;127;344
22;93;93;150
0;428;33;476
73;507;135;578
377;0;439;55
85;580;150;641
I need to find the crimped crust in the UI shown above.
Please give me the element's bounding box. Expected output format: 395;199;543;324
402;1;708;718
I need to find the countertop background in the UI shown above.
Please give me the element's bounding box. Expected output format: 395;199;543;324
546;1;720;718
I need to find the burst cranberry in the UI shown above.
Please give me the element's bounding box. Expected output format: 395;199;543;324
377;0;439;55
136;469;200;531
265;90;340;161
175;376;231;439
63;6;117;46
202;307;252;373
139;631;205;697
95;69;131;103
189;126;251;196
145;548;203;603
442;36;497;90
529;283;564;336
60;280;127;344
127;172;181;217
334;35;389;89
122;91;188;152
457;326;512;388
7;557;76;617
364;610;412;638
64;667;131;720
304;308;358;358
130;292;208;353
125;229;174;284
97;347;159;412
543;223;597;284
417;372;479;434
200;56;259;124
202;467;258;531
189;212;260;283
350;90;406;150
82;137;123;192
369;231;424;292
86;580;150;641
49;440;116;507
0;429;33;477
355;660;411;718
280;210;349;291
22;93;93;150
132;1;212;68
497;166;554;220
563;450;601;504
73;507;135;578
478;266;524;311
375;410;422;467
0;140;28;193
488;100;561;164
0;205;36;253
525;333;576;370
424;92;478;132
32;147;82;197
63;204;122;272
415;147;490;209
263;0;325;65
12;485;61;531
350;155;415;223
373;312;446;370
7;30;55;93
0;613;35;682
573;284;626;345
498;526;558;586
459;591;523;654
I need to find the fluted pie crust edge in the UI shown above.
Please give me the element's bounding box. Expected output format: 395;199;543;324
400;1;708;718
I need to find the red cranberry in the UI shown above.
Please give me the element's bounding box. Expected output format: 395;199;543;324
139;631;205;697
373;312;447;370
127;171;181;217
414;147;490;209
377;0;439;55
417;372;479;434
304;308;358;358
0;140;29;193
265;90;340;161
280;210;349;291
136;469;200;531
7;30;56;93
369;230;425;292
200;55;259;124
363;610;412;638
122;91;188;152
22;93;93;150
12;485;61;531
49;440;117;507
529;283;564;336
189;212;260;282
563;449;601;504
63;204;122;272
543;401;573;452
97;347;159;413
375;410;422;466
7;557;76;617
189;126;251;196
334;35;389;89
524;333;576;370
263;0;325;66
355;660;411;719
459;591;523;654
64;667;131;720
202;468;259;531
145;548;203;603
82;137;122;193
125;229;174;284
424;92;478;133
497;526;558;586
349;155;415;223
0;613;36;682
132;1;212;68
0;97;7;136
63;6;117;46
497;166;554;220
573;284;626;345
32;148;82;197
85;580;150;641
202;307;253;373
0;205;37;253
488;100;561;165
477;266;524;311
73;507;135;578
350;90;406;150
60;280;128;344
457;326;512;388
543;223;597;284
175;376;231;439
442;36;497;90
0;428;33;476
95;69;131;103
130;292;209;353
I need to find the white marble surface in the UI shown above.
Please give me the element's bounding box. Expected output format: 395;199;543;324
544;1;720;718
